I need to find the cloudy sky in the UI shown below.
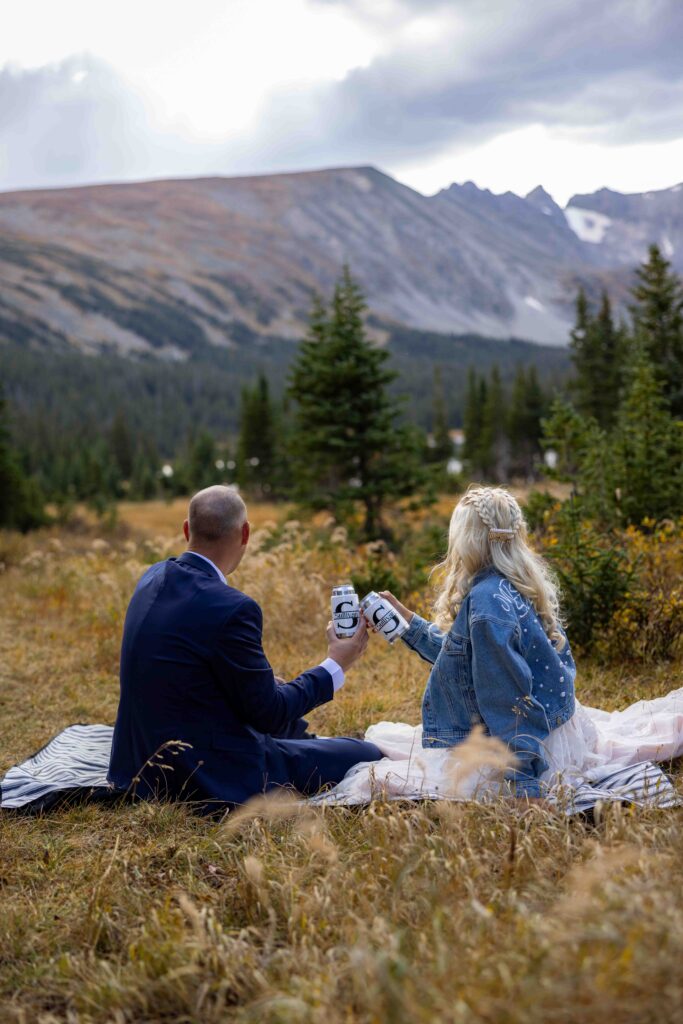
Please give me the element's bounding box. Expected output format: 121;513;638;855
2;0;682;204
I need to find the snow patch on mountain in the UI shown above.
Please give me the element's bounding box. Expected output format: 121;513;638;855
662;234;675;257
564;207;612;244
509;292;568;345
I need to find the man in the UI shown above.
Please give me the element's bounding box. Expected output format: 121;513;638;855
108;485;382;812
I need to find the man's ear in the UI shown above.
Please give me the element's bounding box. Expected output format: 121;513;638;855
183;519;190;542
241;520;250;547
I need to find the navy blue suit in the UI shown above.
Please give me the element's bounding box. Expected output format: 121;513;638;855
108;552;381;811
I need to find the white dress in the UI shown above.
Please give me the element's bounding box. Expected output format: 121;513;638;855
314;689;683;807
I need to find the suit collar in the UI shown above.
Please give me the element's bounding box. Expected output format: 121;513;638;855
176;551;226;582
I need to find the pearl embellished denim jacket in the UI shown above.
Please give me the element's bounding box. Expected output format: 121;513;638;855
402;567;576;798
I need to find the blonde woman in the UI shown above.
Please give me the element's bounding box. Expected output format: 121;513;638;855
317;487;683;807
385;486;574;799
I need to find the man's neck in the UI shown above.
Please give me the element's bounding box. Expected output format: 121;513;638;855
186;547;231;581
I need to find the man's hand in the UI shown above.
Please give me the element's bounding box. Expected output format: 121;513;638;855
379;591;415;626
326;617;369;673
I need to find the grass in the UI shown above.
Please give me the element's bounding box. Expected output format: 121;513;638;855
115;499;292;537
0;503;682;1023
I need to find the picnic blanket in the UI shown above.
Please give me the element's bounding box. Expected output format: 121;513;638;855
2;724;680;815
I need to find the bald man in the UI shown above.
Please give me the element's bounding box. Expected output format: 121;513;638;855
108;485;382;812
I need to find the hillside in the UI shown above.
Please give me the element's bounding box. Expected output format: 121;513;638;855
0;331;571;461
0;166;681;356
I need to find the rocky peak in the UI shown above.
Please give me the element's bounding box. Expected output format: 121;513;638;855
525;185;561;211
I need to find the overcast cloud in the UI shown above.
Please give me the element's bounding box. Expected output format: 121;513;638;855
0;58;158;190
1;0;682;201
263;0;683;158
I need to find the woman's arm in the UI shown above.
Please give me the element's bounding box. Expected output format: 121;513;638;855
380;592;446;665
469;616;550;798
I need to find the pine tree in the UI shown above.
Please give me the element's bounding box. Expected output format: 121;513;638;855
570;420;618;526
543;352;683;527
109;410;135;480
569;288;595;413
507;366;528;475
129;451;158;500
237;374;279;496
541;398;595;482
612;349;683;525
479;365;507;481
462;368;482;470
629;244;683;416
0;388;44;530
63;439;118;518
0;389;17;526
593;291;623;427
522;364;546;478
462;369;490;478
570;287;622;426
507;366;545;478
185;432;219;492
429;367;452;465
287;267;427;537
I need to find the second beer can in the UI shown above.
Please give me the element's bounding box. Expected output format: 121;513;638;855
360;591;409;644
331;584;360;637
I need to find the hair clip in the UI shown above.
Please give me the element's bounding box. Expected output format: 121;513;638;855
489;528;516;542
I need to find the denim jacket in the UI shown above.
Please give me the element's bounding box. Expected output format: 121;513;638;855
402;567;576;797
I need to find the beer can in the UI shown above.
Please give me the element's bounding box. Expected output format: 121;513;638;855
360;591;409;644
331;584;360;637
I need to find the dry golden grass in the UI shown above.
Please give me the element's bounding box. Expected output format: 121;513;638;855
431;480;571;519
116;498;293;537
1;504;682;1023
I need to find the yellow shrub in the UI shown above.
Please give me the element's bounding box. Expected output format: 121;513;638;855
596;518;683;662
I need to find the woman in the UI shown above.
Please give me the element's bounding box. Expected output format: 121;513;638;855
318;487;683;806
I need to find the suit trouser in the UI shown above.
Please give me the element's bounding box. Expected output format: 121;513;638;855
267;734;383;795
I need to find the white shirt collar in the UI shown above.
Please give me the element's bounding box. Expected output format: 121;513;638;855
186;550;227;584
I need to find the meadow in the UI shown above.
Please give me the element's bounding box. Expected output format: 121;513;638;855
1;499;682;1024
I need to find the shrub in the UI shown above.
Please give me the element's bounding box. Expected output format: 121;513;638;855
351;542;404;600
597;518;683;663
539;501;635;654
537;502;683;663
523;490;558;533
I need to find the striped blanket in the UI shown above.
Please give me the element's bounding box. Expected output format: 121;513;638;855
1;725;115;813
1;724;680;814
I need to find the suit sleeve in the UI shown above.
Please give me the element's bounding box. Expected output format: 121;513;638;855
211;596;334;734
470;617;550;798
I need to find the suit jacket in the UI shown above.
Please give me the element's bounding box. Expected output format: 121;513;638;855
107;552;333;807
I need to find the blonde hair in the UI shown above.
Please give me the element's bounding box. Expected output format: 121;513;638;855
433;486;565;649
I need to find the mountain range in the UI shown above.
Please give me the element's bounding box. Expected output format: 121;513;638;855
0;166;681;359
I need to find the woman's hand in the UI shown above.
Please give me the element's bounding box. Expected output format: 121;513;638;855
379;591;415;626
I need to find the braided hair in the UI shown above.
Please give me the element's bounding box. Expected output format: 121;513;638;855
466;487;524;542
433;486;565;648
